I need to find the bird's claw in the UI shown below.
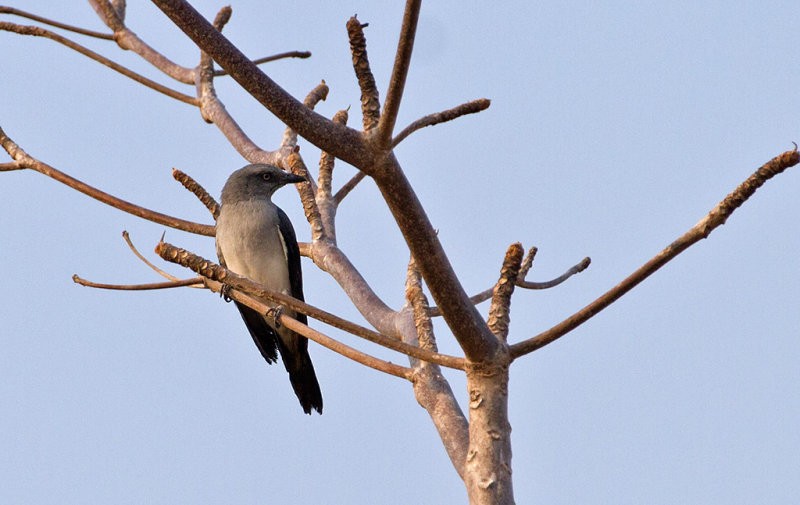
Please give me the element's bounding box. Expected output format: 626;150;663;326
220;284;232;302
267;305;284;329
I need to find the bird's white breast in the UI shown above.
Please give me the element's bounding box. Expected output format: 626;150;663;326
216;200;292;295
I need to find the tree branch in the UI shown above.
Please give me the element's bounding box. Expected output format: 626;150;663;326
219;281;412;379
333;171;366;204
346;16;381;131
510;147;800;359
286;152;326;242
426;251;590;317
376;0;421;148
90;0;196;84
72;275;202;290
405;257;437;353
0;127;214;236
0;21;198;105
213;51;312;77
282;81;329;150
172;168;219;219
155;241;466;370
150;0;370;168
487;243;524;341
318;108;350;201
0;6;114;39
122;230;184;282
150;0;502;362
392;98;491;148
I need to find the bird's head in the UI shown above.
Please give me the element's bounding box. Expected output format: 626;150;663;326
220;164;306;204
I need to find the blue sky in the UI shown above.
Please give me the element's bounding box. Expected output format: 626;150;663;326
1;1;798;503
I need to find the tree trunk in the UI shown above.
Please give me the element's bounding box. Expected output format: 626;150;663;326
464;350;514;505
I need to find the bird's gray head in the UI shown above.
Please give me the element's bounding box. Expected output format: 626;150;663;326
220;164;305;204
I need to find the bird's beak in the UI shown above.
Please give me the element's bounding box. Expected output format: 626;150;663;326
283;172;306;184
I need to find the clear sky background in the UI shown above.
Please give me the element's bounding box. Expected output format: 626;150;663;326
1;1;798;503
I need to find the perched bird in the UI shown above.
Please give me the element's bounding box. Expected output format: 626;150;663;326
215;164;323;414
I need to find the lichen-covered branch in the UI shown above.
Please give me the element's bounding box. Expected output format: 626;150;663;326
286;152;326;242
346;16;381;131
172;168;219;219
487;243;524;342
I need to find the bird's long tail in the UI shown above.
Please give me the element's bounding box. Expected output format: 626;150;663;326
276;331;323;415
287;353;323;415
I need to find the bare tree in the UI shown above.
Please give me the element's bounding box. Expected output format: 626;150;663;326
1;2;797;504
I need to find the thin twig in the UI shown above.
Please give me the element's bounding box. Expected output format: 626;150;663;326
0;127;214;236
510;147;800;359
392;98;491;148
0;6;114;39
426;253;590;317
517;257;591;290
89;0;195;84
0;161;24;171
155;241;466;370
518;246;537;280
0;22;198;105
334;172;366;204
377;0;422;147
172;169;220;219
213;51;312;76
72;275;202;290
122;230;183;282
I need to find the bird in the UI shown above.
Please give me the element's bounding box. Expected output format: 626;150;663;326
215;163;323;415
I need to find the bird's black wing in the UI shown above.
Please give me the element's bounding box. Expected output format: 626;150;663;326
276;207;307;325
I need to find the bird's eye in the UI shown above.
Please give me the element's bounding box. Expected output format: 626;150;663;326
261;172;272;181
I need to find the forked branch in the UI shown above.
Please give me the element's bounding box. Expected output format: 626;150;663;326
426;251;590;317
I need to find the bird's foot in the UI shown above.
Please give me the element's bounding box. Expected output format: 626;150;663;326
219;283;233;302
267;305;284;328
